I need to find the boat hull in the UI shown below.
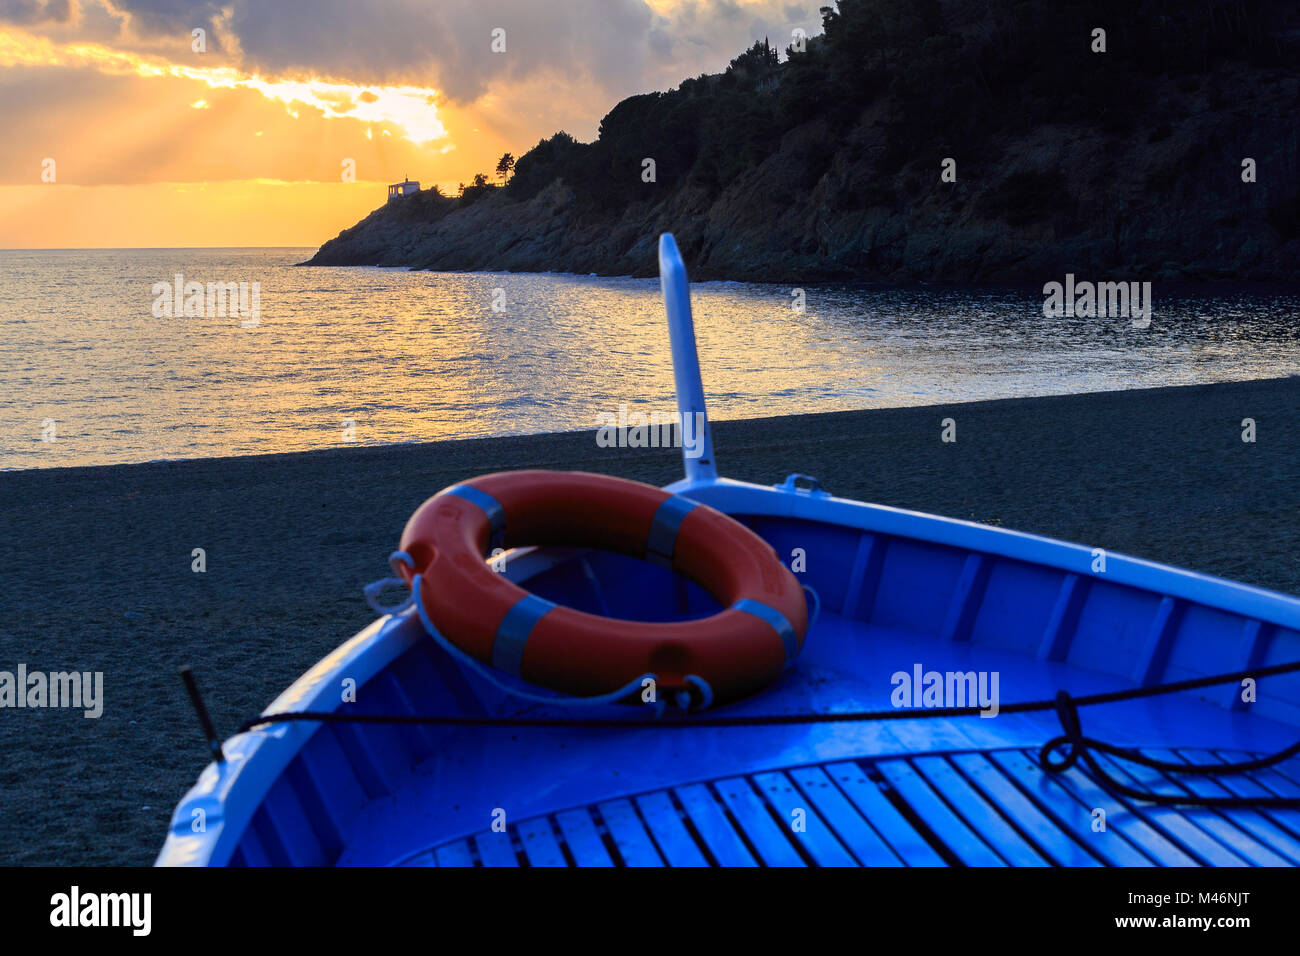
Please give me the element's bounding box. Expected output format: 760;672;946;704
157;477;1300;866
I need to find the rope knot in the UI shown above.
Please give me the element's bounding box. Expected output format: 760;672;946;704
1038;690;1084;773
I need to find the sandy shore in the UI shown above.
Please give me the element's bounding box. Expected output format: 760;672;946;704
1;375;1298;865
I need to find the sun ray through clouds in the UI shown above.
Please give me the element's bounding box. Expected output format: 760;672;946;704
0;25;447;144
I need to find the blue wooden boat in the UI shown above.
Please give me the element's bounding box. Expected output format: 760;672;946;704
159;235;1300;867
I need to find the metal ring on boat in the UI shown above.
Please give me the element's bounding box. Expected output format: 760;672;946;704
396;470;809;705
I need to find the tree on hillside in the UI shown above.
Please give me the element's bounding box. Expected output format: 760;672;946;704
495;152;516;183
726;38;780;81
481;0;1297;216
472;172;490;188
506;132;581;200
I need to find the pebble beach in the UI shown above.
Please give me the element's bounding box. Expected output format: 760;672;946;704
1;375;1297;865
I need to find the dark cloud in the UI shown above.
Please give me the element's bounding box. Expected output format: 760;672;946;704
223;0;660;102
96;0;817;104
100;0;224;32
0;0;77;23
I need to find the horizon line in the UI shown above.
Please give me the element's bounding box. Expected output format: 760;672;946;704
0;245;319;252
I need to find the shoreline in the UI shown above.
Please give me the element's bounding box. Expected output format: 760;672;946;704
6;373;1300;478
299;254;1300;290
1;375;1298;865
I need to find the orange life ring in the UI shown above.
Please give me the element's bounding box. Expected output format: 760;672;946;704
396;470;808;706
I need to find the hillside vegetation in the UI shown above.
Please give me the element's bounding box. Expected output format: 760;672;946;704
307;0;1300;281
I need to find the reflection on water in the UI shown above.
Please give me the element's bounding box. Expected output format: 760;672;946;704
1;248;1297;470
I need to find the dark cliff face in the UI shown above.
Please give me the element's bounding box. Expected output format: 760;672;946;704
306;1;1300;282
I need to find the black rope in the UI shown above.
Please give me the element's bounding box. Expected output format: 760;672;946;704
1038;690;1300;809
180;666;224;762
221;655;1300;810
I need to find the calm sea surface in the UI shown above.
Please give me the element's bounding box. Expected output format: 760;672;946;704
1;247;1297;470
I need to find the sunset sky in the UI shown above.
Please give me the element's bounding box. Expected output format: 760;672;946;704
0;0;822;249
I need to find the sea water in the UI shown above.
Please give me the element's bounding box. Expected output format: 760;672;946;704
1;247;1297;470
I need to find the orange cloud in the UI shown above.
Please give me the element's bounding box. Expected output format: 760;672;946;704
0;1;822;247
0;25;447;143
